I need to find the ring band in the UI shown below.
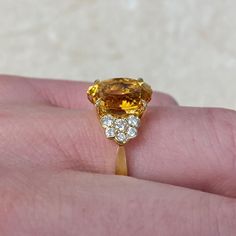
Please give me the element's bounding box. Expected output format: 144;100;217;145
87;77;152;176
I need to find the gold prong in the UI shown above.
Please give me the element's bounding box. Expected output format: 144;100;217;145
95;98;102;107
141;99;147;109
94;79;100;84
137;78;144;86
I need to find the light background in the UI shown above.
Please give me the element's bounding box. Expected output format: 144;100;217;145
0;0;235;109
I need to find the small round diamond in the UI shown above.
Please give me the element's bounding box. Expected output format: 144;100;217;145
105;128;116;138
114;119;127;131
115;132;127;144
127;127;137;139
127;115;140;128
141;99;147;109
95;98;101;107
101;115;114;128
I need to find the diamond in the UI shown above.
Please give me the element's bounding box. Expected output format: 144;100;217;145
127;115;140;128
127;127;138;139
114;119;127;131
101;115;114;128
141;99;147;109
115;132;127;144
105;128;116;138
95;98;102;107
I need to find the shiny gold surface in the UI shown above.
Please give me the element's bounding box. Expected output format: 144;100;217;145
115;146;128;176
87;78;152;176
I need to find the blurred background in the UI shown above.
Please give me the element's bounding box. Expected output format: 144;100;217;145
0;0;235;109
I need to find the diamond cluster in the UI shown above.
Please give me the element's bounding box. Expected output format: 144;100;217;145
100;115;140;144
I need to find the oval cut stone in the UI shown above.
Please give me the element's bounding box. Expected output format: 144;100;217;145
87;78;152;118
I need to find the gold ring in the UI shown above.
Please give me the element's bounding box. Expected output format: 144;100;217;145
87;77;152;176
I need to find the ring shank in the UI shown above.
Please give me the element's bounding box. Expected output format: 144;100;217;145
115;146;128;176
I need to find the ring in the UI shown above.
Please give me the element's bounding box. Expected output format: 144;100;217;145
87;78;152;176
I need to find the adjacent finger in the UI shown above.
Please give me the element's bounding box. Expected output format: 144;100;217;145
0;75;89;108
1;171;235;236
31;78;177;107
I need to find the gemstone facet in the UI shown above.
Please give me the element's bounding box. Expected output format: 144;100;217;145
105;128;116;138
127;127;137;139
127;115;140;128
115;132;127;144
101;115;114;128
114;119;127;131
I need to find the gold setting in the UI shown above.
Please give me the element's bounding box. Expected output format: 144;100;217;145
87;77;152;175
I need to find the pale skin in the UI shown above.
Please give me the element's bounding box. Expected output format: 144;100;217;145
0;75;235;236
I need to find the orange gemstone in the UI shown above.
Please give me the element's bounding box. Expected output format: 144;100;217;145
87;78;152;118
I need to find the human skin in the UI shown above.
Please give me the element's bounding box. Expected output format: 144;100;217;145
0;75;235;235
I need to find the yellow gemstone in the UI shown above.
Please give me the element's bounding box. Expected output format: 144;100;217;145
87;78;152;118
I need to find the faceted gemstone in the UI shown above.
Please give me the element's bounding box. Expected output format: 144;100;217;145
101;115;114;128
127;127;138;139
127;115;140;128
105;127;116;138
87;78;152;118
115;132;127;144
88;83;99;104
114;119;127;131
95;98;101;107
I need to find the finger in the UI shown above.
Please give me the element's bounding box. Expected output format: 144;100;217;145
1;104;236;197
0;75;89;109
31;78;177;107
0;75;177;108
128;106;236;197
1;171;235;236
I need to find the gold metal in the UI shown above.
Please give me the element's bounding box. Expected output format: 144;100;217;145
87;77;152;176
94;79;100;84
115;146;128;176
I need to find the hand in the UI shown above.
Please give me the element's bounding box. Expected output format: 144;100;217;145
0;75;235;236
